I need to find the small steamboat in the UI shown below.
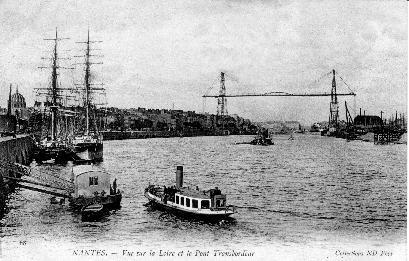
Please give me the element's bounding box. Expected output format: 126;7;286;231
145;166;235;221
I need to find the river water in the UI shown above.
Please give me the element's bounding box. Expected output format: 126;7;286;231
0;134;406;260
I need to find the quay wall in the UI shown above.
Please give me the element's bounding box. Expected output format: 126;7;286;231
102;130;215;140
0;135;34;165
0;135;35;217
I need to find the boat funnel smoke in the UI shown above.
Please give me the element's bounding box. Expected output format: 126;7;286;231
176;166;183;189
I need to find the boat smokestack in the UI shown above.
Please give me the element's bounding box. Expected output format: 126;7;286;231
176;166;183;189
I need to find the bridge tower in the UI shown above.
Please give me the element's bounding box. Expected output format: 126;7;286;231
329;69;339;130
217;72;227;116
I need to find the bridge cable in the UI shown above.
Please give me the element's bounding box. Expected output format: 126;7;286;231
335;72;356;93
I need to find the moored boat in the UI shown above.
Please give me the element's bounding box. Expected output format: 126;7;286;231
33;139;77;164
71;134;103;163
50;196;65;204
69;165;122;215
81;203;105;221
33;29;78;164
145;166;235;221
70;30;105;163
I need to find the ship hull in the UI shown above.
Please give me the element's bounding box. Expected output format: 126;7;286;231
70;193;122;212
33;146;76;164
73;142;103;163
81;203;107;221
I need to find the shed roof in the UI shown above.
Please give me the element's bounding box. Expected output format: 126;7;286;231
73;164;110;177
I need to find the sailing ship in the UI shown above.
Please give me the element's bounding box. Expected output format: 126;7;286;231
33;28;78;164
145;166;236;221
70;30;104;163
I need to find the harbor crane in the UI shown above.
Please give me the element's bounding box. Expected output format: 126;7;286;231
202;69;357;130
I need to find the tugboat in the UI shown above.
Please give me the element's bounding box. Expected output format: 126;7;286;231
250;128;274;146
68;165;122;221
145;166;236;221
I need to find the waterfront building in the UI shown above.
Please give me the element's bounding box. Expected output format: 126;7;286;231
354;115;383;130
98;105;255;135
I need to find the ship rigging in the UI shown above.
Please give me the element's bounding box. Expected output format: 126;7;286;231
70;29;105;163
33;28;77;163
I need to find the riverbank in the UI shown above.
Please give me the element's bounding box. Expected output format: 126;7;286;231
101;130;254;140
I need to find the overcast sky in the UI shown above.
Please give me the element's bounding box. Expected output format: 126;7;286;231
0;0;406;123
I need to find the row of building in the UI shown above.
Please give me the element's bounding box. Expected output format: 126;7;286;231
3;88;404;137
101;107;257;135
0;88;258;135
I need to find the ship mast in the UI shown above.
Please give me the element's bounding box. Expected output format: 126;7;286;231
36;28;73;141
75;29;104;136
38;28;70;141
85;29;91;136
35;28;74;142
50;29;59;140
